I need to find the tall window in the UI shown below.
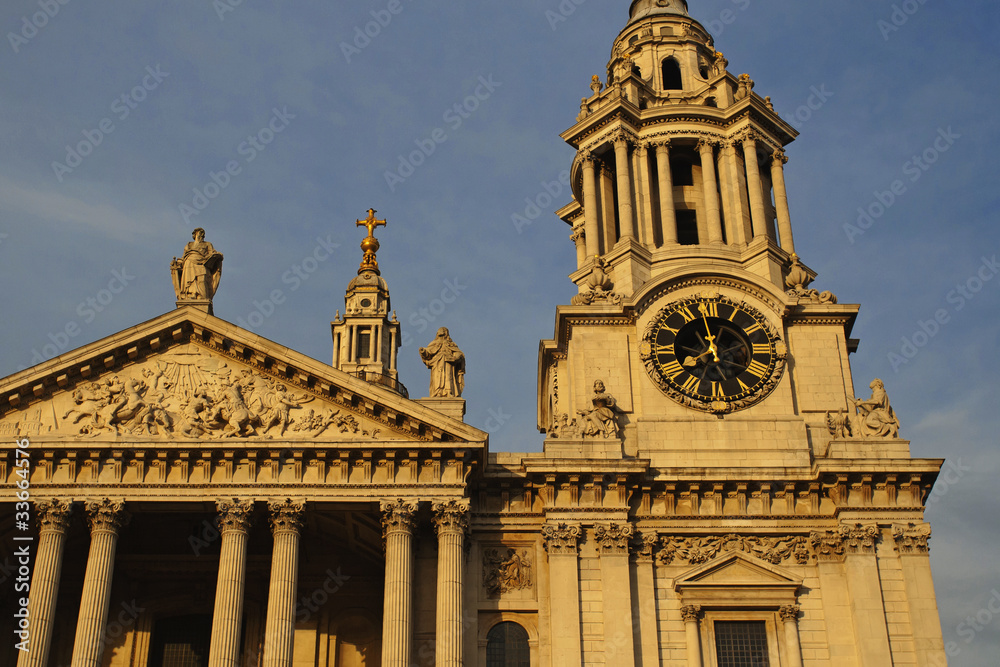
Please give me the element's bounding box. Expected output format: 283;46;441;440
149;615;212;667
677;210;699;246
486;622;530;667
357;326;372;360
662;58;683;90
714;621;771;667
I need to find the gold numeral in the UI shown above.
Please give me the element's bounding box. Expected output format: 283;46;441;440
678;307;696;322
737;378;750;393
752;343;771;355
712;382;725;398
680;375;700;393
699;301;719;318
661;360;685;378
746;360;769;378
659;325;679;335
744;320;763;334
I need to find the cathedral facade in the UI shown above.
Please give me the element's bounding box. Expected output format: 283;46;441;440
1;1;947;666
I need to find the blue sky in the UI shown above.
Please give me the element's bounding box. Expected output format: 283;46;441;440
1;0;998;661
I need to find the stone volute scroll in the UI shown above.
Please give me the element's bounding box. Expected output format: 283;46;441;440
827;378;901;440
571;255;623;306
784;253;838;304
172;228;224;314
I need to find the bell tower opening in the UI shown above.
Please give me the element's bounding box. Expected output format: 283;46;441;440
662;57;683;90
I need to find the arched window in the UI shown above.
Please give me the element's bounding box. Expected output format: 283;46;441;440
487;622;530;667
662;58;682;90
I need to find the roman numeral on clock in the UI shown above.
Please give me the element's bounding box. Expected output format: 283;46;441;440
745;359;770;378
680;375;700;393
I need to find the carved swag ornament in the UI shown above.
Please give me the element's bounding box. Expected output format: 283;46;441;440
657;534;812;566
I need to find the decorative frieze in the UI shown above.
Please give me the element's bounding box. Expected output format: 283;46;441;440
893;523;931;554
542;522;582;555
594;522;634;555
657;534;811;566
482;547;533;598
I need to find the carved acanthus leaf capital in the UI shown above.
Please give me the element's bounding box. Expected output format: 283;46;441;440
893;523;931;554
809;530;846;561
772;148;789;165
381;499;418;535
595;523;634;555
779;605;801;622
542;522;582;554
631;531;660;562
432;499;470;535
579;150;596;165
651;138;672;151
268;499;305;535
35;499;73;534
216;498;254;534
680;605;702;623
86;499;130;534
840;523;880;554
611;129;632;148
696;138;718;153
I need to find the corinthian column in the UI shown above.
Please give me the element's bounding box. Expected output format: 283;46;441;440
893;524;947;666
770;149;795;253
841;524;893;665
581;152;601;258
208;499;254;667
654;140;678;245
613;133;636;241
433;499;470;667
741;132;768;240
542;523;582;667
571;226;587;270
71;499;130;667
697;139;723;244
263;500;305;667
17;500;73;667
779;605;803;667
381;499;418;667
681;605;703;667
595;523;636;664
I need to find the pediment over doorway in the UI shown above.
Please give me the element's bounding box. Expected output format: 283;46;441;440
673;551;802;608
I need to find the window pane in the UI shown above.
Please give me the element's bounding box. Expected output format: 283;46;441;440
149;615;212;667
486;622;530;667
714;621;770;667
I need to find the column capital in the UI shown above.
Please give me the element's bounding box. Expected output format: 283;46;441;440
680;604;702;623
216;498;254;534
892;522;931;554
809;530;846;561
772;148;789;165
634;141;649;156
570;226;586;244
611;129;633;148
579;150;596;164
840;523;880;554
381;498;418;535
432;498;470;535
630;531;660;563
696;137;718;153
35;499;73;534
779;605;801;622
85;499;129;534
738;128;762;145
542;522;582;555
268;499;305;536
594;522;634;556
651;137;672;150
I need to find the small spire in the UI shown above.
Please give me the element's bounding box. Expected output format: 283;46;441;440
356;208;387;275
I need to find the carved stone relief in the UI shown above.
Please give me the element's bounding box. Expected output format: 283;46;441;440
483;547;533;598
657;534;811;566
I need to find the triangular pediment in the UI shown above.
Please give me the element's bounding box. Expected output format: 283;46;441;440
677;551;801;586
0;307;487;447
673;551;802;608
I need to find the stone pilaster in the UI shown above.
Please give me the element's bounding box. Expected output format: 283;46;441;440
263;500;305;667
779;605;803;667
581;152;601;258
841;524;893;666
770;149;795;252
809;529;859;666
893;524;947;666
17;500;73;667
613;133;636;241
741;132;768;240
381;499;418;667
208;499;254;667
696;139;723;244
71;499;130;667
433;499;470;667
680;604;703;667
595;523;636;664
542;522;582;667
654;140;678;245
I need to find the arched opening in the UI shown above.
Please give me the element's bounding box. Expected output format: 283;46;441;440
487;621;531;667
662;58;683;90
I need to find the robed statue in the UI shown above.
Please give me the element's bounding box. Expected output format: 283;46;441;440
172;228;224;303
419;327;466;398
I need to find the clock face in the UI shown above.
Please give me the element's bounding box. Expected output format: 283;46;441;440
641;294;786;412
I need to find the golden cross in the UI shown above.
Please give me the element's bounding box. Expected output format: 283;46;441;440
357;208;387;238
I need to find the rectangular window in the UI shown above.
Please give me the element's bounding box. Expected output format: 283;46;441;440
677;210;699;245
714;621;770;667
357;326;372;360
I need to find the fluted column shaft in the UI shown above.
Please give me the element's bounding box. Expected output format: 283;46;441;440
571;227;587;271
780;606;804;667
681;605;703;667
17;500;73;667
742;135;768;239
381;500;418;667
71;499;129;667
581;154;601;258
613;135;635;241
770;149;795;252
209;499;254;667
634;143;655;246
433;500;469;667
697;140;724;244
654;141;678;245
263;500;305;667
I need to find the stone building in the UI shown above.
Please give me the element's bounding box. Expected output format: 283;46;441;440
1;1;947;666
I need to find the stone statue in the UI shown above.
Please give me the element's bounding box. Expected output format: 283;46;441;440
419;327;466;398
851;379;900;439
172;228;224;302
577;380;621;439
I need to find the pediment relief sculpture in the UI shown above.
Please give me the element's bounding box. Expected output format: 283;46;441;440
1;345;391;441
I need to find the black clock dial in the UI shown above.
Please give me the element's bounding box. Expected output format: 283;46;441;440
642;295;784;409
